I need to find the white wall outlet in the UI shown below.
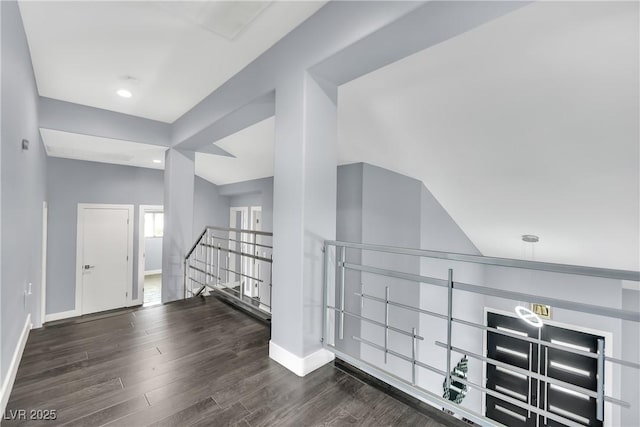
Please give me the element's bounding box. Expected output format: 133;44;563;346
27;282;33;295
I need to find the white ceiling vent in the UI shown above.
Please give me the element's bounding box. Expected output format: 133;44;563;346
157;1;272;40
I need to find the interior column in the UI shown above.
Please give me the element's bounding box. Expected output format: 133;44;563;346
162;148;195;303
269;71;337;375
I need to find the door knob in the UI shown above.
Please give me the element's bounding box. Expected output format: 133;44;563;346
84;265;95;270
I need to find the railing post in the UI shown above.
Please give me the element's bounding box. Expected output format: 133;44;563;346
216;244;221;287
322;244;328;346
183;258;187;299
338;245;346;340
446;268;453;391
412;327;417;385
384;286;390;363
596;338;605;421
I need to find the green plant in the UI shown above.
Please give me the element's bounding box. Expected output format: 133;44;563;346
443;355;468;404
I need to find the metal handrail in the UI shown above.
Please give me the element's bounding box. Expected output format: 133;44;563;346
322;240;640;427
184;225;273;318
205;225;274;237
326;239;640;281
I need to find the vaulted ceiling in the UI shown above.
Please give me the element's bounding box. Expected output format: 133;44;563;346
338;1;639;271
20;1;639;270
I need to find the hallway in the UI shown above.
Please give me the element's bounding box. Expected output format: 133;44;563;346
4;296;454;426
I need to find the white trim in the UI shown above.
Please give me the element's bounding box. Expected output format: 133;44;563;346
40;201;48;328
482;307;614;427
0;314;31;415
144;269;162;276
138;205;163;306
622;280;640;291
44;309;79;323
76;203;135;314
269;340;335;377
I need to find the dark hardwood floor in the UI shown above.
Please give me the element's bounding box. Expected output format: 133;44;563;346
4;296;454;426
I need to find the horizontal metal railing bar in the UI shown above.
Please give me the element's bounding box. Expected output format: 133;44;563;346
435;341;631;408
205;225;274;237
435;341;598;398
459;317;639;369
218;266;263;283
353;336;446;376
326;305;424;340
453;376;584;427
355;292;448;320
187;264;219;280
344;258;639;322
348;295;639;369
207;285;271;314
199;243;273;263
605;355;640;370
326;345;500;427
452;317;597;359
454;281;640;323
206;283;272;309
343;262;448;288
326;240;640;282
208;234;273;249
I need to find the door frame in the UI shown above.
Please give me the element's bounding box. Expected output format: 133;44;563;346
482;307;614;427
75;203;134;316
137;204;163;306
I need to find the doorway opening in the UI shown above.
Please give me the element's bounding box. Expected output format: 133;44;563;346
229;206;262;301
139;205;163;306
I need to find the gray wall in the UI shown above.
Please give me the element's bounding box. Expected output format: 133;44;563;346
46;158;164;313
359;163;422;380
1;0;47;382
144;237;163;272
46;158;228;314
218;177;273;232
335;163;424;380
335;163;487;408
194;176;230;240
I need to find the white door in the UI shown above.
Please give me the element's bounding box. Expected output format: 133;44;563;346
229;207;249;289
79;206;132;314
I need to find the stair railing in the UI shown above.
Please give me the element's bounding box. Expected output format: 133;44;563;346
184;225;273;318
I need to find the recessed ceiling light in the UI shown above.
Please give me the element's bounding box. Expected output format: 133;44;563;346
116;89;132;98
153;159;162;164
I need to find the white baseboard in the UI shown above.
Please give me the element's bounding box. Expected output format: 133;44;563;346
144;269;162;276
1;314;31;415
44;309;79;323
269;340;334;377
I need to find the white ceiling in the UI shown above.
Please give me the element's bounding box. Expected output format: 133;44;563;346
338;1;639;271
41;128;168;170
195;117;274;185
18;1;325;123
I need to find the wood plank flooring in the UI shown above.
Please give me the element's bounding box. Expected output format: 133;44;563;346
4;296;455;426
